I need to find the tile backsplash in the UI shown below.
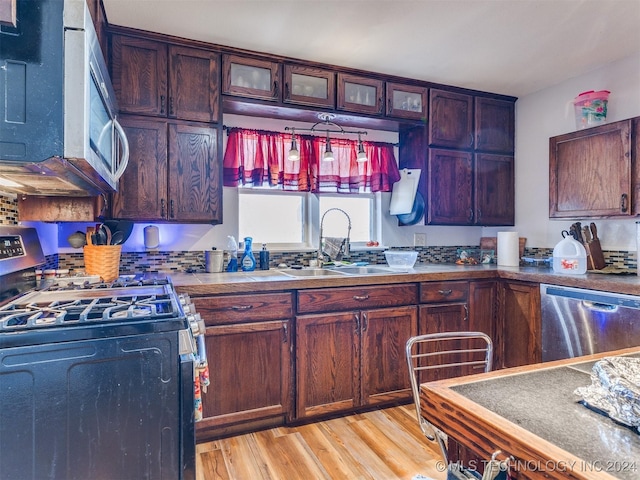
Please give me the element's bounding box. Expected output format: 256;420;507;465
1;193;636;274
0;194;18;224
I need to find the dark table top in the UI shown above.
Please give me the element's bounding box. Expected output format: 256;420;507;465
451;353;640;479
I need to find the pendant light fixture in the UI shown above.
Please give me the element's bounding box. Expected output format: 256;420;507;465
285;113;367;164
288;128;300;161
323;130;334;162
356;133;367;163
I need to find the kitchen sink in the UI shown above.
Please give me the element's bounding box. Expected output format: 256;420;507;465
278;268;348;277
332;266;396;275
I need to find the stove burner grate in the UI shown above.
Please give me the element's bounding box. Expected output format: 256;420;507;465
0;292;179;331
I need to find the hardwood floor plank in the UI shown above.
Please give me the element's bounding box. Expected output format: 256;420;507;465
197;405;446;480
254;429;331;480
219;435;270;479
198;449;230;480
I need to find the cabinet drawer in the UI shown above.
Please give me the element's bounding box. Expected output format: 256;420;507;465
297;284;418;314
420;281;469;303
192;293;293;325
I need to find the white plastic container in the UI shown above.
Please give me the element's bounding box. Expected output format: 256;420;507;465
552;236;587;274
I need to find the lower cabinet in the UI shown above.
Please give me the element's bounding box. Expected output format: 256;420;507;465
190;293;293;440
295;284;418;419
419;280;497;379
497;280;541;368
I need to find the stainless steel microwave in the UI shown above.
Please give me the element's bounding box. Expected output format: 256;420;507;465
64;0;129;191
0;0;129;196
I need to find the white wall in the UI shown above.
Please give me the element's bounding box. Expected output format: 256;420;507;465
56;52;640;253
481;52;640;250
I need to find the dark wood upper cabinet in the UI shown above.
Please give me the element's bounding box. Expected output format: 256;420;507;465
112;116;221;224
168;46;219;123
475;153;515;225
427;148;473;225
475;97;515;153
549;119;633;218
429;89;473;149
385;82;427;120
222;54;280;101
111;35;219;123
337;73;384;116
112;116;168;220
111;35;168;117
283;64;335;108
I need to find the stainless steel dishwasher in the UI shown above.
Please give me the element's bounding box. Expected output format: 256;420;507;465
540;284;640;362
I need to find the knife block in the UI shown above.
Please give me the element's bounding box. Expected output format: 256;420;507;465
585;239;606;270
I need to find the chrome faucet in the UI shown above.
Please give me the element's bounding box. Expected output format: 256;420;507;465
318;208;352;265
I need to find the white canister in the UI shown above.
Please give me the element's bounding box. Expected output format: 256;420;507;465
144;225;160;249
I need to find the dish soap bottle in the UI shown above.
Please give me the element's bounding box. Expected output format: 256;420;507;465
226;235;238;272
259;243;270;270
241;236;256;271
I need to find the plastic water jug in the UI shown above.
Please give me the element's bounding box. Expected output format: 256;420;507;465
553;236;587;274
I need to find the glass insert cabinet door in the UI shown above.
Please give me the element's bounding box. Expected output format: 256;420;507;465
222;54;280;100
337;73;384;115
386;83;427;120
284;64;335;108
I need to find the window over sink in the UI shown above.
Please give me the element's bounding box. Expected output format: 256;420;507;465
238;190;380;250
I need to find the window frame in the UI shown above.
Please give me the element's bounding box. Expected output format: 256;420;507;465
237;189;383;251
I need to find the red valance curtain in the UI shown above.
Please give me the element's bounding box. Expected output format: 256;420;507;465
223;128;400;193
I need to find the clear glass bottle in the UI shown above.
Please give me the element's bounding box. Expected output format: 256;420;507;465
241;236;256;271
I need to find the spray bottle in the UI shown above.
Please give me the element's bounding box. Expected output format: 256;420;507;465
226;235;238;272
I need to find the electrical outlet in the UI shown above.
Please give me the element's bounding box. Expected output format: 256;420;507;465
413;233;426;247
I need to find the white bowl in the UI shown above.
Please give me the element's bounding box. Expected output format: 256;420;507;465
384;250;418;269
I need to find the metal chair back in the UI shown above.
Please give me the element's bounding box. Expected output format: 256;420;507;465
405;332;493;459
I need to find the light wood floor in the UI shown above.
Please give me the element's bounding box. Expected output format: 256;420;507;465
196;404;447;480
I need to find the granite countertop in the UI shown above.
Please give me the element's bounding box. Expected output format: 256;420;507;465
169;264;640;296
420;348;640;480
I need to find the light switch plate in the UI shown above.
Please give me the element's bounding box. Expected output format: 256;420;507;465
413;233;426;246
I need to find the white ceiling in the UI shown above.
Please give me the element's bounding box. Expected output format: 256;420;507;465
102;0;640;98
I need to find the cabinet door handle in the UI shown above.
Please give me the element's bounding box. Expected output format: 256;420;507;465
282;323;288;344
169;96;175;116
438;289;453;297
273;80;278;95
477;209;482;222
621;193;629;213
284;82;290;97
378;96;383;114
161;198;166;218
355;313;360;332
170;199;175;218
463;304;469;322
468;208;474;222
353;294;370;301
160;95;165;114
362;312;368;331
387;97;392;113
229;305;253;311
469;132;474;147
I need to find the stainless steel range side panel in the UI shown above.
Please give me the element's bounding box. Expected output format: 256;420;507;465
540;284;640;362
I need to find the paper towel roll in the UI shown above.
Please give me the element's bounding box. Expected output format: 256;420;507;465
497;231;519;266
144;225;159;249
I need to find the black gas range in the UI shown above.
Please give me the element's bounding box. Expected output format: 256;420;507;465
0;226;197;480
